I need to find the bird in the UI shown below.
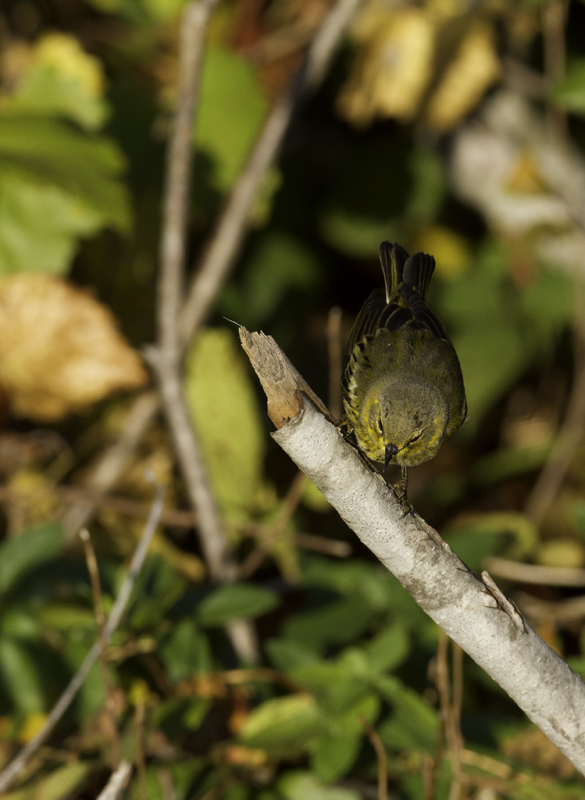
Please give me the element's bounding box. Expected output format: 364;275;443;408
341;241;467;504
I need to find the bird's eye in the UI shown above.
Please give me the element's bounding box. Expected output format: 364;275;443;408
410;432;422;444
377;419;384;434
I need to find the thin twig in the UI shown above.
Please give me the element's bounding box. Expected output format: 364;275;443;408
152;0;237;586
359;715;388;800
179;0;364;347
97;760;133;800
79;528;121;769
483;556;585;587
436;632;464;800
0;483;166;793
61;391;160;541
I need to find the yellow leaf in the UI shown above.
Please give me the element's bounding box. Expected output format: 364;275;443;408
18;711;47;743
536;539;585;569
426;23;500;131
35;33;104;98
0;274;147;421
414;225;472;280
338;7;434;126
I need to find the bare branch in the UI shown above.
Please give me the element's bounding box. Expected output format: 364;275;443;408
61;390;160;541
97;760;133;800
240;327;585;775
0;484;165;793
151;0;237;586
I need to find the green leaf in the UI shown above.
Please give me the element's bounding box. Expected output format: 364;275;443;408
311;735;362;785
365;622;410;673
0;637;45;713
0;174;103;274
282;595;375;653
0;115;131;231
196;47;269;193
128;556;187;630
197;583;279;626
3;761;93;800
0;523;63;594
278;771;361;800
36;603;97;631
159;620;212;681
550;58;585;113
377;675;439;753
185;327;274;520
6;63;108;131
239;695;329;756
62;637;105;721
290;660;368;713
311;692;380;783
265;638;319;671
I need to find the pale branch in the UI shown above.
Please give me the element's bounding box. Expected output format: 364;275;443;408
0;484;166;793
96;760;133;800
239;327;585;775
61;390;159;541
153;0;239;587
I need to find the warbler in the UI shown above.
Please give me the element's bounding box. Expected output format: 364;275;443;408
341;241;467;500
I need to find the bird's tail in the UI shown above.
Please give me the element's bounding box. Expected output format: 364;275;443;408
403;251;435;299
379;241;436;301
379;242;409;302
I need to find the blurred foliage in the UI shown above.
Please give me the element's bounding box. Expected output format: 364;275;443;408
0;0;585;797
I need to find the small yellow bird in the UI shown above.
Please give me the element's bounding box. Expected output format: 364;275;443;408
341;241;467;501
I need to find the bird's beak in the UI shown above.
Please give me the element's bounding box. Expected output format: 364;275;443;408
384;443;398;471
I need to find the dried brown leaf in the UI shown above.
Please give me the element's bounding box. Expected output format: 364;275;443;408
0;274;148;421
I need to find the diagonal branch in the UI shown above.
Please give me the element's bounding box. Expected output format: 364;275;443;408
240;326;585;776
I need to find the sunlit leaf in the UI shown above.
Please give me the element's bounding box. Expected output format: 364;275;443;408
0;115;130;232
195;46;268;193
5;33;108;130
240;695;328;756
2;761;93;800
185;327;274;520
0;274;147;421
278;771;361;800
0;175;103;275
425;23;500;131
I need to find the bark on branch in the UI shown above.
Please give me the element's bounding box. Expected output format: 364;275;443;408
240;326;585;775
